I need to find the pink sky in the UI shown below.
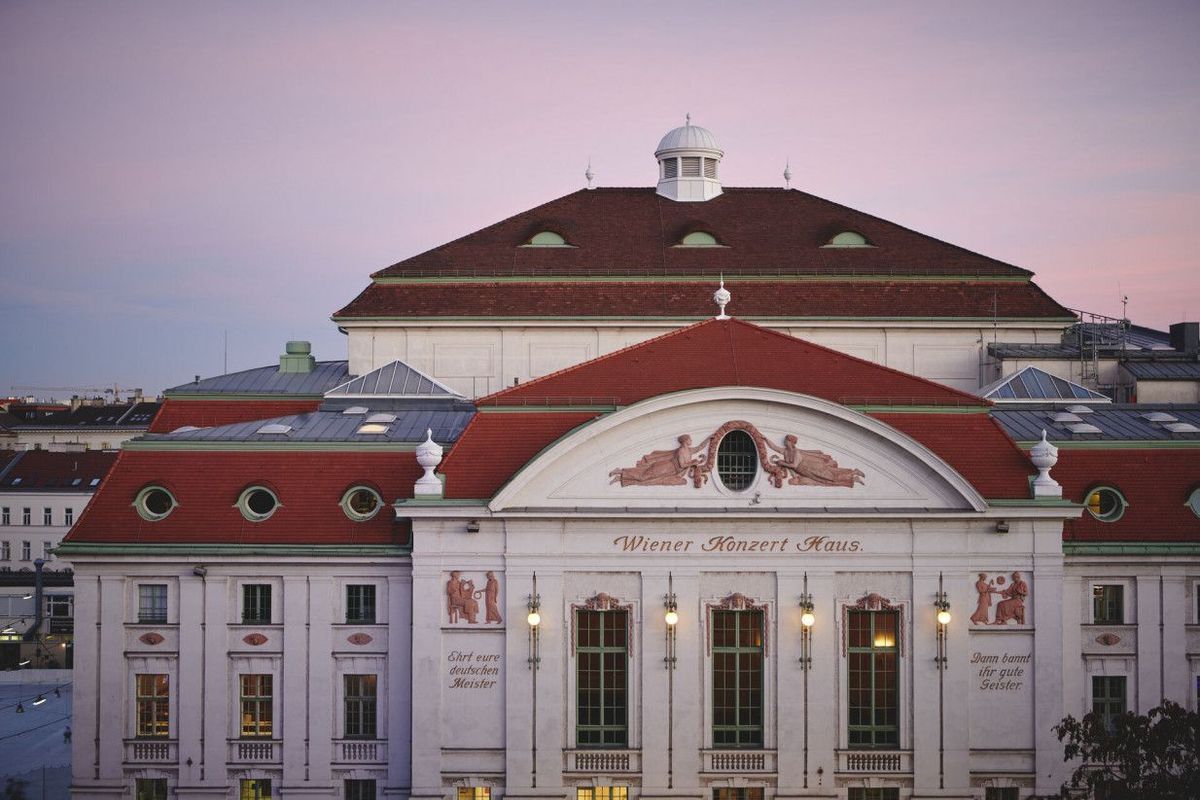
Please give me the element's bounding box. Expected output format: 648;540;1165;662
1;1;1197;396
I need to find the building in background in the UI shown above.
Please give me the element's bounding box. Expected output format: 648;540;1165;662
6;400;162;452
59;123;1199;800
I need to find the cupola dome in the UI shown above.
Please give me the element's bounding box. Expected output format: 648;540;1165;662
654;115;723;202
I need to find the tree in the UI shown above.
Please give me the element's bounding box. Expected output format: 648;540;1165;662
1054;700;1200;799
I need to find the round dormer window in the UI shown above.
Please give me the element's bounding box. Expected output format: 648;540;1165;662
237;486;280;522
825;231;871;247
525;231;569;247
341;486;383;521
1187;488;1200;518
134;486;177;522
716;430;758;491
679;231;720;247
1085;486;1126;522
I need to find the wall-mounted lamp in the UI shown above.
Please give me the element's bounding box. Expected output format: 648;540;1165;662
466;520;481;534
664;580;679;667
994;520;1010;535
21;593;33;600
192;566;207;577
798;589;815;670
32;694;46;707
526;579;541;669
526;594;541;628
934;574;951;671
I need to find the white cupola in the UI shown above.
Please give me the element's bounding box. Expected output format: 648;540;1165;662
655;114;723;202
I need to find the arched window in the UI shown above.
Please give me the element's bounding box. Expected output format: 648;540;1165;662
678;231;720;247
716;430;757;491
824;231;871;248
524;231;570;247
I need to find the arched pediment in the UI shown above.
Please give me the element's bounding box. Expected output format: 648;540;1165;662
489;388;988;513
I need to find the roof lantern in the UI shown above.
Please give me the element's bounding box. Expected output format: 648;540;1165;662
655;113;723;202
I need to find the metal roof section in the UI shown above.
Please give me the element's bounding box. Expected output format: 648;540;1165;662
165;360;350;396
10;401;163;429
992;404;1200;441
979;366;1111;403
1121;360;1200;380
139;407;475;445
324;360;462;399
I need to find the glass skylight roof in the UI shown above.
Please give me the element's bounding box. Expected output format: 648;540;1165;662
979;366;1110;402
1140;411;1178;423
256;423;293;435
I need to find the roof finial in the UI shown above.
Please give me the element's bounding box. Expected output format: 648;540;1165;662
713;274;731;320
685;112;691;127
585;157;595;190
783;159;792;189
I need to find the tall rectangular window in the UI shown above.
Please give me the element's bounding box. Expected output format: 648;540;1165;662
43;507;52;525
1093;585;1124;624
0;542;8;560
346;584;376;624
138;584;168;623
46;594;72;618
713;790;763;800
239;779;271;800
43;541;52;559
711;608;764;747
1;507;8;525
456;789;490;800
848;609;900;748
984;789;1019;800
135;673;170;738
135;779;168;800
242;584;272;624
65;507;74;526
22;508;30;525
576;609;628;747
240;674;273;738
346;780;377;800
20;541;30;560
1092;675;1126;732
847;790;898;800
344;674;377;738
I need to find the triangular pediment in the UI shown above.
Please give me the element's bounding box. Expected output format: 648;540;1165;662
489;388;988;513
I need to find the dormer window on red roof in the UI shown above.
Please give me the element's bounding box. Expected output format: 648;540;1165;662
237;486;280;522
134;486;176;522
341;486;383;521
523;231;572;247
1085;486;1127;522
824;231;872;248
676;231;722;247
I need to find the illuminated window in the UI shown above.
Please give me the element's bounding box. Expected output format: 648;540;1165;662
240;674;273;738
138;584;168;623
456;787;490;800
346;585;377;624
341;487;382;521
346;780;377;800
239;779;271;800
135;779;168;800
1085;486;1126;522
712;609;764;747
1092;675;1126;733
578;788;629;800
1092;585;1124;624
135;673;170;738
576;609;628;747
847;610;899;748
344;674;377;738
242;584;272;624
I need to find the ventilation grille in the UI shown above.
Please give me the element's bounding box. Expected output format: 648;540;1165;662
682;157;702;177
663;159;678;179
703;158;717;178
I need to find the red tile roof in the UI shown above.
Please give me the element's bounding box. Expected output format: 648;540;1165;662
0;449;118;490
441;412;600;500
1055;450;1200;542
66;450;418;545
478;318;984;408
368;188;1033;279
334;279;1070;320
148;399;323;433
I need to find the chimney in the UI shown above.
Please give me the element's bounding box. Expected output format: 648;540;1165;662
1169;322;1199;355
279;341;315;374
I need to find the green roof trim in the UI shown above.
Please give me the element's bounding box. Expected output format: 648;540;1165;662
56;542;411;557
1062;542;1200;556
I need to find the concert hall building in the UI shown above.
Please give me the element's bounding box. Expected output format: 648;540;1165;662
61;123;1200;800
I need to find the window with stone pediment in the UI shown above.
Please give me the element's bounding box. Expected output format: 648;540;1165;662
135;673;169;738
344;674;377;739
239;674;273;738
847;608;900;749
135;779;168;800
346;780;377;800
1092;675;1126;732
711;607;764;747
575;606;629;747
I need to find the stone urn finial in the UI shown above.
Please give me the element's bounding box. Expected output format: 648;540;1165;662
414;428;444;497
714;277;731;319
1029;429;1061;498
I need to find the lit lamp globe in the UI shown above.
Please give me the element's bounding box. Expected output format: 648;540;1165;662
526;610;541;627
800;611;816;628
936;609;952;626
664;609;680;627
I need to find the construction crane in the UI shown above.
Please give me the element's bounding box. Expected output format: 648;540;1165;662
10;383;127;402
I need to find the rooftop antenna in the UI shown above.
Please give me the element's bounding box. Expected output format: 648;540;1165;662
685;112;691;127
223;330;228;375
585;158;595;190
783;159;792;189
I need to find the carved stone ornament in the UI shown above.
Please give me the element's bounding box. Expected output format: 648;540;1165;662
969;572;1030;627
1095;632;1121;646
445;570;503;626
705;593;770;655
347;632;373;646
138;632;164;646
242;633;268;646
609;420;864;490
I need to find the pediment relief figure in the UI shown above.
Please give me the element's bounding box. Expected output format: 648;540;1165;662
609;420;864;490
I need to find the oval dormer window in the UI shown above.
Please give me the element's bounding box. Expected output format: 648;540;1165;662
341;486;383;522
679;231;720;247
716;430;758;491
825;231;871;248
1085;486;1127;522
525;231;569;247
237;486;280;522
134;486;177;522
